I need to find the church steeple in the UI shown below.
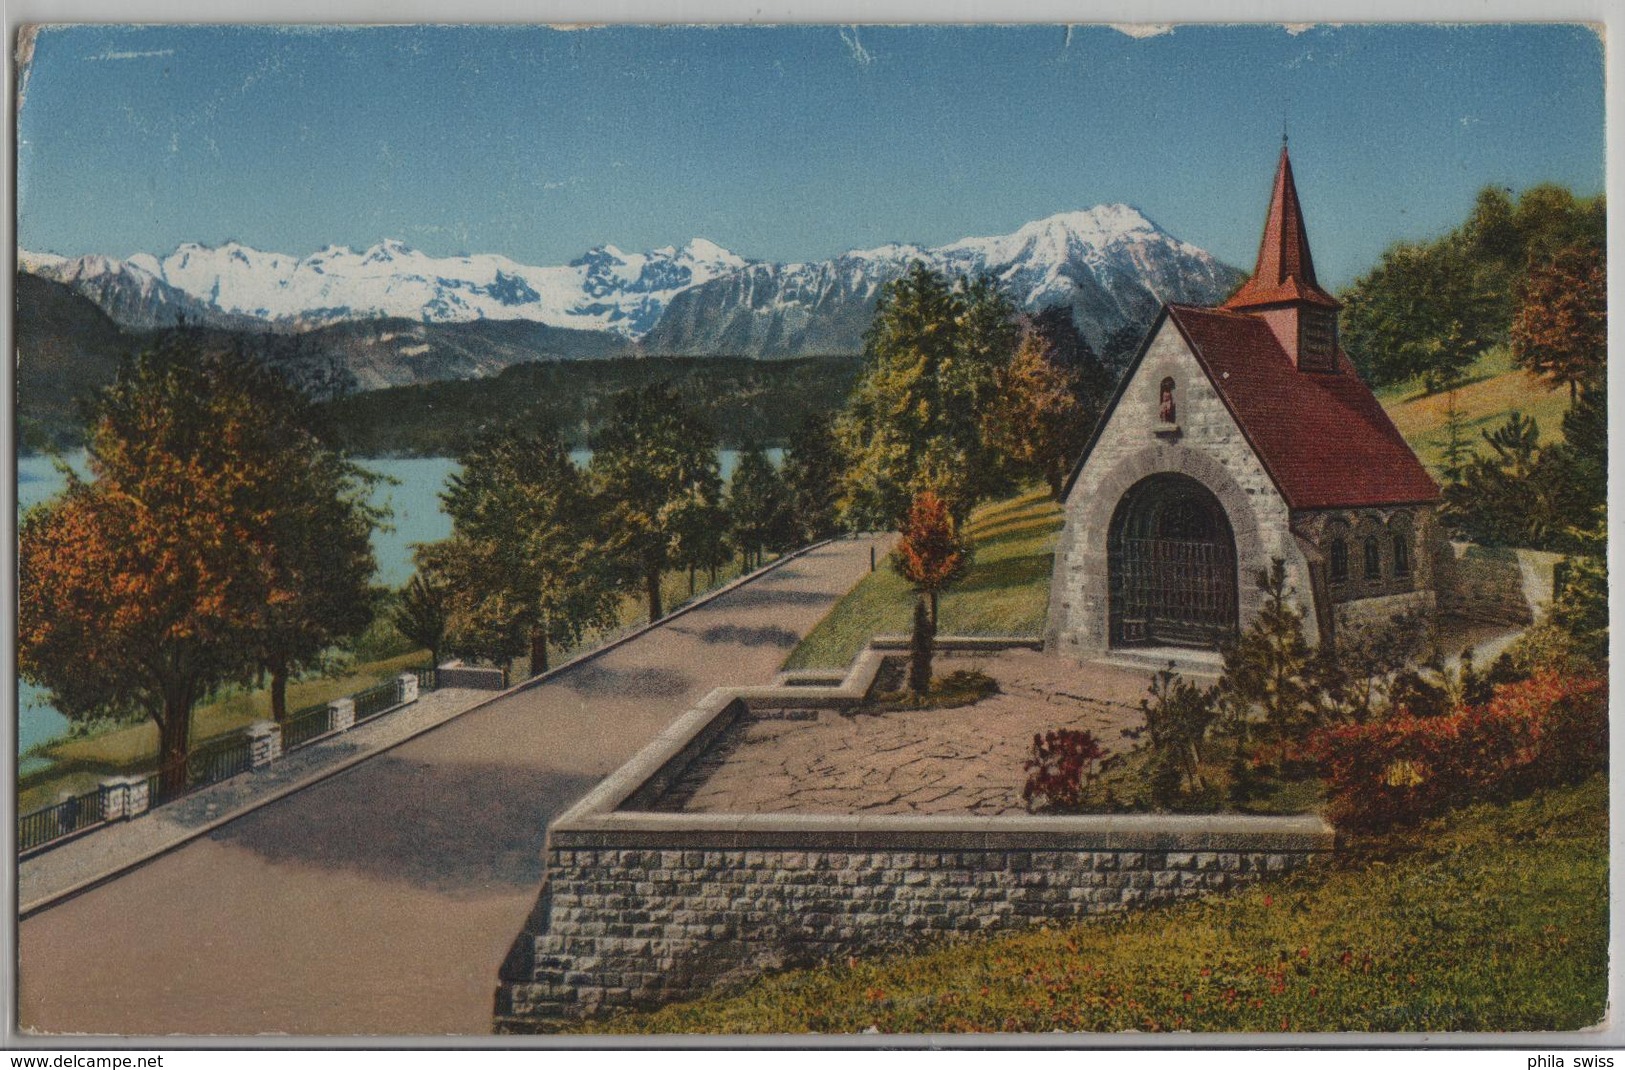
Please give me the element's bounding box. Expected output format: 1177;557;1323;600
1222;144;1341;371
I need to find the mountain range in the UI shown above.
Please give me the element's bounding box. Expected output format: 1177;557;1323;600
20;205;1243;385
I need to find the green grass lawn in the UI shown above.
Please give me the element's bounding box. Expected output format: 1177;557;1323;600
784;488;1063;671
582;775;1608;1035
1376;346;1569;477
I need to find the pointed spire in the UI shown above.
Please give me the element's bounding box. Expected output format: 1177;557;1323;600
1222;144;1338;311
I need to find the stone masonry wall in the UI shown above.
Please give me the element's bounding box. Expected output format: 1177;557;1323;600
496;834;1330;1025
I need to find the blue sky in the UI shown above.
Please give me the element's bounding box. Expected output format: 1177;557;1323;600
16;23;1605;289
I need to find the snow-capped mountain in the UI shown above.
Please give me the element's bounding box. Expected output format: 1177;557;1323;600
19;204;1241;363
24;237;749;339
644;205;1242;356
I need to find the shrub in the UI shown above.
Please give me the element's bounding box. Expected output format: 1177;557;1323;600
1021;729;1105;812
1141;666;1220;802
1309;671;1606;831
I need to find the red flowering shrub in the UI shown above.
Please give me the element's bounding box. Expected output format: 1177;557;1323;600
1308;672;1606;832
1022;729;1106;812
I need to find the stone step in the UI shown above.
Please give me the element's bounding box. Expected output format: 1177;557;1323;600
1096;647;1225;679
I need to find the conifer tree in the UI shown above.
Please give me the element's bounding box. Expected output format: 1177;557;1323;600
726;443;792;569
782;411;845;542
834;263;1017;526
1217;560;1316;743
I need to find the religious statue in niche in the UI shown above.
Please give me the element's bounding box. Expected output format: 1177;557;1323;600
1159;377;1177;423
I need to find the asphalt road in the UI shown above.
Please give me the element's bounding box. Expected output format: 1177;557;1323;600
17;537;883;1038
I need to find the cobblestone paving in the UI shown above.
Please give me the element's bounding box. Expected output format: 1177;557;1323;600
654;650;1154;816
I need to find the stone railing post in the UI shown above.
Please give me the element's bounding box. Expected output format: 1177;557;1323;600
245;720;283;769
122;774;151;818
98;778;129;821
397;672;420;706
329;696;356;733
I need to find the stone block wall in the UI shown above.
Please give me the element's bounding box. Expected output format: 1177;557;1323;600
496;829;1331;1026
1433;542;1562;626
492;646;1334;1030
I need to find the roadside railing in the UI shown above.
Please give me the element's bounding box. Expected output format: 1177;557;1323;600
352;680;401;724
281;702;335;750
17;788;103;854
18;666;440;858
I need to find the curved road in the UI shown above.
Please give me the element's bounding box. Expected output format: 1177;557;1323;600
18;537;882;1037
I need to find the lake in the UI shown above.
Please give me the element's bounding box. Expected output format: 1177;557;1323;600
16;447;779;761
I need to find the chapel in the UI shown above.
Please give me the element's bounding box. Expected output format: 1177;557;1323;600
1045;144;1441;659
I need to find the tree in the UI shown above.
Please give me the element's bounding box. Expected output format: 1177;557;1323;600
781;411;845;542
1097;321;1147;383
1339;237;1498;392
590;385;721;623
394;569;451;671
669;481;731;596
727;443;792;569
890;489;971;625
982;326;1090;498
1511;244;1606;402
908;596;936;698
431;426;618;676
19;332;380;795
1217;560;1316;743
834;262;1017;526
248;430;382;722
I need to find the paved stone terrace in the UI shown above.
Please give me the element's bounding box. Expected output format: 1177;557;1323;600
651;650;1154;816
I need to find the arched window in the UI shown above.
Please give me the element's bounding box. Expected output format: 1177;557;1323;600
1329;538;1349;585
1159;377;1176;423
1364;536;1383;581
1392;529;1412;579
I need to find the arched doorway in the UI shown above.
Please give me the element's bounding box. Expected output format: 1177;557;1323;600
1108;473;1238;648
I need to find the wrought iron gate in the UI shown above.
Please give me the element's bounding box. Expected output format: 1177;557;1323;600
1110;535;1237;647
1108;474;1238;649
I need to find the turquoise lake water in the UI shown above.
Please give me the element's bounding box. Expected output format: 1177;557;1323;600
16;448;774;763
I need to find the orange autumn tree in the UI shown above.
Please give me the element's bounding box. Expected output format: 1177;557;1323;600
1511;243;1606;402
982;326;1090;500
891;489;972;626
19;332;379;795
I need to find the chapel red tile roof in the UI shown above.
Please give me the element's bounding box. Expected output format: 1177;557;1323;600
1166;303;1440;509
1223;145;1340;311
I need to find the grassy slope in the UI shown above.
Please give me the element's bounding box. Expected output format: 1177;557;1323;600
585;777;1608;1035
784;489;1063;671
1376;346;1568;476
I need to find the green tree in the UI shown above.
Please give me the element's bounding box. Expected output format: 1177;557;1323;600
19;332;381;795
669;481;731;596
782;411;845;542
394;569;451;671
834;262;1017;526
1339;237;1498;392
432;426;618;676
727;443;792;569
1217;560;1316;743
249;435;382;722
591;384;722;622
